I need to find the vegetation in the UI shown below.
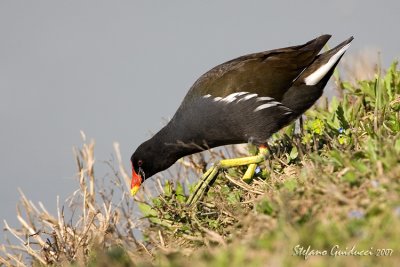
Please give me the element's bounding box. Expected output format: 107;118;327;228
1;62;400;266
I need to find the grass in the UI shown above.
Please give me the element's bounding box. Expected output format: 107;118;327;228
1;61;400;266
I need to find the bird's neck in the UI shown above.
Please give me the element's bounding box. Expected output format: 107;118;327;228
148;121;207;162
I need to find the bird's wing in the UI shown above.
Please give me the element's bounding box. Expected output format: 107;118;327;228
186;35;331;101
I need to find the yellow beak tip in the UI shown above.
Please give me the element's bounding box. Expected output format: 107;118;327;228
131;186;140;196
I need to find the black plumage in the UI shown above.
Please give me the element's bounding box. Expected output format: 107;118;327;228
130;34;353;189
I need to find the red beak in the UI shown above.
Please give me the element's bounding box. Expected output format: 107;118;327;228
130;167;142;196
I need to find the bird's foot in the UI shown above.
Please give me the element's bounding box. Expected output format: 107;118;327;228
186;165;220;206
186;147;268;207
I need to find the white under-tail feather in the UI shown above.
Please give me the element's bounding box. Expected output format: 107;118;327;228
304;43;351;85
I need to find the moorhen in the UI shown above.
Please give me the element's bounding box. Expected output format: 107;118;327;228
130;34;353;205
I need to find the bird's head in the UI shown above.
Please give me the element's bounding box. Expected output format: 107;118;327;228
130;140;176;196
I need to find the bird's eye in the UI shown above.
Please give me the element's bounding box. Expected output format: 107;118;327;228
138;160;143;167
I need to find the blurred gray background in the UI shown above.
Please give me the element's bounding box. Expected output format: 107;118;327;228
1;0;399;237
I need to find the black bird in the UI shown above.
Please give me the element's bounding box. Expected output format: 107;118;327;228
130;34;353;201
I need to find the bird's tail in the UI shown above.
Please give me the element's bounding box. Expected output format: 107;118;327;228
294;36;354;87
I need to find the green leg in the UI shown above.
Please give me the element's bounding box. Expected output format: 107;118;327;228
242;163;257;183
186;165;219;206
186;147;268;207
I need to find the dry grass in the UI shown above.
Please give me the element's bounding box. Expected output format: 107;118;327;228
0;133;146;266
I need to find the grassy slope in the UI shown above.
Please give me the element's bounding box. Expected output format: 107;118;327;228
134;62;400;267
1;62;400;267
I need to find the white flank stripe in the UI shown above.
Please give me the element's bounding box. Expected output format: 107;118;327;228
204;92;249;102
280;106;292;111
220;92;245;103
254;102;281;112
304;43;351;86
256;96;274;102
220;93;239;103
236;92;249;96
241;93;258;101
